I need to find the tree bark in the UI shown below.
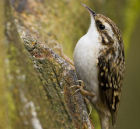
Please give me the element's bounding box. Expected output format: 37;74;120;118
4;0;94;129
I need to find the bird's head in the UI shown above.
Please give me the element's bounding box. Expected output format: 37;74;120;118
82;4;124;59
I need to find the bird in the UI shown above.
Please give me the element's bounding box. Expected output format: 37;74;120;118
73;4;125;129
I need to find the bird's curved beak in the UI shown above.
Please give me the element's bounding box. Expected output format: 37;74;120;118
82;3;96;17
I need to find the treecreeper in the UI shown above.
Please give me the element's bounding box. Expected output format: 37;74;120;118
73;4;125;129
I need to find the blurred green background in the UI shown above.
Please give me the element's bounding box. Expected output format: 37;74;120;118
0;0;140;129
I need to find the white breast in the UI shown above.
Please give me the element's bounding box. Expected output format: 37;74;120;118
74;32;101;103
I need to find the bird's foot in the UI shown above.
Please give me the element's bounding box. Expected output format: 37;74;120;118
84;97;93;116
70;80;95;97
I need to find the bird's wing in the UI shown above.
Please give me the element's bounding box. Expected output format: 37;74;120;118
98;52;125;125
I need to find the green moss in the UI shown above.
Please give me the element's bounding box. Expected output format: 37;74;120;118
0;1;16;129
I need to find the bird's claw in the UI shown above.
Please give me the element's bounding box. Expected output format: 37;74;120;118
70;80;95;97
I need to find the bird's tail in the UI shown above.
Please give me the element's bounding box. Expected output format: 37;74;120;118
99;113;110;129
111;111;117;127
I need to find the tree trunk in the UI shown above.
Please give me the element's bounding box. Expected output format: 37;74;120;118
4;0;94;129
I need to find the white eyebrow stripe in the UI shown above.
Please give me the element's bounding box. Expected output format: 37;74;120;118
104;22;114;37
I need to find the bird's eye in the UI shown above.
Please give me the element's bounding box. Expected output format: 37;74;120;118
96;20;105;30
99;24;105;30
